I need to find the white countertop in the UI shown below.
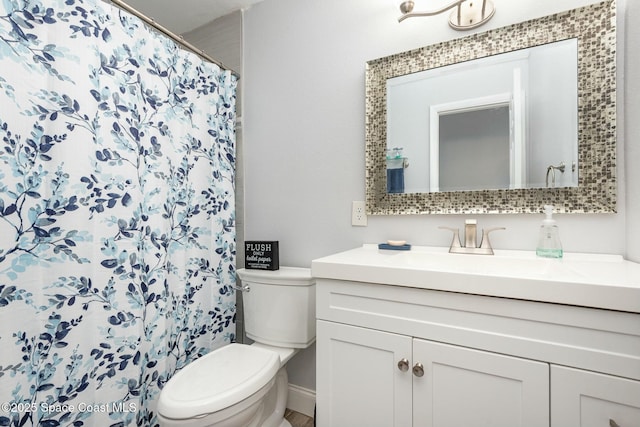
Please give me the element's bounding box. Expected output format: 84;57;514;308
311;244;640;313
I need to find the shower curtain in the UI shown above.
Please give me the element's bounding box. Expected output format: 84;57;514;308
0;0;237;425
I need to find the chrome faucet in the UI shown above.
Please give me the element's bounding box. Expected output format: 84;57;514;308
439;219;505;255
464;219;478;248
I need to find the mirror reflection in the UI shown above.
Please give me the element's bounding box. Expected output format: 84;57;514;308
386;38;578;194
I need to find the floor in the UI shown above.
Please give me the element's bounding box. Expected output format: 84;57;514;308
284;409;314;427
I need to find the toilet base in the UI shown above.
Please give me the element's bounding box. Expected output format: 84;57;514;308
256;366;289;427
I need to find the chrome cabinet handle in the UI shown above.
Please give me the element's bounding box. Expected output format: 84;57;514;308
397;358;409;372
609;420;620;427
412;362;425;377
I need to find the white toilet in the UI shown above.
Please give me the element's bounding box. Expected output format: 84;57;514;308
157;267;316;427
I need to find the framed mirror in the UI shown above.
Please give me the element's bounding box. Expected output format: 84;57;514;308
365;0;616;214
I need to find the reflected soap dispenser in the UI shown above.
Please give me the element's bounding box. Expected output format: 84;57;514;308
536;205;563;258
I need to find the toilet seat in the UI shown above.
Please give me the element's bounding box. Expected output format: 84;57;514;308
157;344;280;420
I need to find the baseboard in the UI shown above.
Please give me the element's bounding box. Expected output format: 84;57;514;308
287;384;316;418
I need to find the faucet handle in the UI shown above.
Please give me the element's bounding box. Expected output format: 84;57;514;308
439;226;462;249
479;227;506;252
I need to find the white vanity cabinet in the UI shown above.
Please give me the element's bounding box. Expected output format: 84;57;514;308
314;277;640;427
551;366;640;427
412;338;549;427
316;321;412;427
317;320;549;427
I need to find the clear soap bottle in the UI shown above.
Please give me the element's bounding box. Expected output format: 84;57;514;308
536;205;563;258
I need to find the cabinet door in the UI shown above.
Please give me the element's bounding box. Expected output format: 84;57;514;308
413;339;549;427
551;365;640;427
316;320;413;427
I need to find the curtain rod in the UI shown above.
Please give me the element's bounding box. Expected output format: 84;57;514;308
108;0;240;79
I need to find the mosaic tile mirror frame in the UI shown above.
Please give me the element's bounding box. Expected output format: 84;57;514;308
365;0;616;214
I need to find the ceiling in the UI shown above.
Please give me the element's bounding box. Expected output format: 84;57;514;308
122;0;265;34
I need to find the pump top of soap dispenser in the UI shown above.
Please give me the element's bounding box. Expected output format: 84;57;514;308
543;205;556;225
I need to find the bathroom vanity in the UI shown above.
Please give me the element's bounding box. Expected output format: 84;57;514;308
312;245;640;427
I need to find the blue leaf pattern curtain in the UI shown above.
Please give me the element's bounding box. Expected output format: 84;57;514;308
0;0;237;425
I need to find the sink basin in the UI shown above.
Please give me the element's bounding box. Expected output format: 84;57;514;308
385;247;589;281
311;244;640;313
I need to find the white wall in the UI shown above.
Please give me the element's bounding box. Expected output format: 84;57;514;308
243;0;637;390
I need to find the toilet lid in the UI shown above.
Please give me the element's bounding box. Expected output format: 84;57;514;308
157;344;280;419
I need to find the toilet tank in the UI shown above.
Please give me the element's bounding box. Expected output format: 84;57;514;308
236;267;316;348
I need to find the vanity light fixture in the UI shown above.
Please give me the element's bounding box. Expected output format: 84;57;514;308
398;0;496;30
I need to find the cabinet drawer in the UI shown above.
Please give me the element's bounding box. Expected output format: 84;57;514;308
551;365;640;427
317;279;640;380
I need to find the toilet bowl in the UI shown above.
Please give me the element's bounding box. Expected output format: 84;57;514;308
157;267;315;427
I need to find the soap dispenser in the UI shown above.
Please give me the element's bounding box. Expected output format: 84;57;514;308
536;205;563;258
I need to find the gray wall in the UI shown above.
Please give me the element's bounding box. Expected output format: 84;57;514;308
242;0;638;391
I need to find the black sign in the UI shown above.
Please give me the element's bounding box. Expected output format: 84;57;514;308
245;241;279;270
